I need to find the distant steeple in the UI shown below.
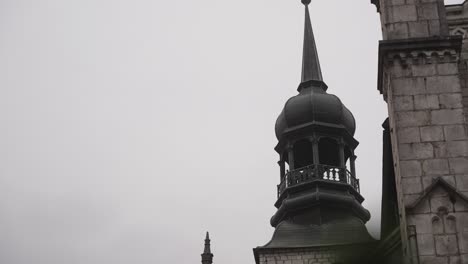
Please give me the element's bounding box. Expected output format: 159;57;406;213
299;0;326;91
201;232;213;264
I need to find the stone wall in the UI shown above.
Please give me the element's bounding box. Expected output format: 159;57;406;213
407;184;468;263
376;1;468;263
376;0;448;40
257;248;338;264
446;2;468;126
386;53;468;201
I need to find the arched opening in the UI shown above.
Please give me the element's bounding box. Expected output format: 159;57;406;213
345;147;352;171
432;216;443;234
318;138;340;166
445;215;457;234
282;151;289;171
293;139;314;169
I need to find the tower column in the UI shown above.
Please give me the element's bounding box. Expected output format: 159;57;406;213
287;144;295;170
278;158;285;180
350;151;357;179
311;137;319;166
338;141;346;182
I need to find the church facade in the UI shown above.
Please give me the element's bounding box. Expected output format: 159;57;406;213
249;0;468;263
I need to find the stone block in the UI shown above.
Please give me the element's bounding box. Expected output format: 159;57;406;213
449;157;468;174
439;93;463;109
428;19;441;36
398;127;421;143
423;159;449;175
417;233;436;255
431;109;464;125
401;160;422;177
399;143;434;160
426;76;461;94
420;126;444;142
435;235;459;255
419;256;448;264
459;231;468;254
434;142;448;158
402;177;423;194
396;111;430;127
390;0;405;5
291;260;304;264
391;5;418;22
408;21;430;38
393;77;425;95
417;3;439;20
414;95;440;110
437;63;458;75
386;22;409;40
449;256;461;264
391;64;412;78
412;64;436;77
446;141;468;157
394;95;414;111
444;125;467;141
455;174;468;192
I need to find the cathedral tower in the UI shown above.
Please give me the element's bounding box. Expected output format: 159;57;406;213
254;1;375;263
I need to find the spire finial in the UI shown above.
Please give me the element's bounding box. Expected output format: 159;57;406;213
203;231;211;254
299;0;326;91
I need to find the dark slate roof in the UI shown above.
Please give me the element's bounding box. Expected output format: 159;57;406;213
259;217;375;249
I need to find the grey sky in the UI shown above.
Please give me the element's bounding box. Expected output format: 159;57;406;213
0;0;464;264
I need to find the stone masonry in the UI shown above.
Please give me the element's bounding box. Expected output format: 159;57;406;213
257;248;344;264
258;248;337;264
447;2;468;127
376;0;468;263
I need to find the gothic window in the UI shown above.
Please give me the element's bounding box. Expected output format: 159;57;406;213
432;206;459;256
432;216;443;234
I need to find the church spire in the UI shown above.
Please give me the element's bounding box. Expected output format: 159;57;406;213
203;232;211;254
201;232;213;264
299;0;326;91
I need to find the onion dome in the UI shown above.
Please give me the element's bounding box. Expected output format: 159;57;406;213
275;88;356;139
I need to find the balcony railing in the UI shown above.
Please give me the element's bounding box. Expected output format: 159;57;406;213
277;164;360;197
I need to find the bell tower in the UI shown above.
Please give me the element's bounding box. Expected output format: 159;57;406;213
254;1;375;263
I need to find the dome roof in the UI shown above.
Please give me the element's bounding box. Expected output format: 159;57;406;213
275;85;356;139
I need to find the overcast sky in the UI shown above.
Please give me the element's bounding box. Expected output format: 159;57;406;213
0;0;465;264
